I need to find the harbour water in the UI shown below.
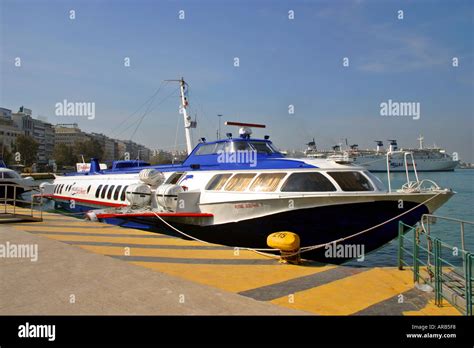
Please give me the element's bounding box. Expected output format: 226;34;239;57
347;170;474;267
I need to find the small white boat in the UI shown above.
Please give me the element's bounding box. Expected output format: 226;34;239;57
0;161;37;199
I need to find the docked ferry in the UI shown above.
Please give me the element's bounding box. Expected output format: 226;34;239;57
40;79;455;262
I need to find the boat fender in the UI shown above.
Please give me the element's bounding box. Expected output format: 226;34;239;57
85;210;98;222
39;182;55;194
267;232;301;264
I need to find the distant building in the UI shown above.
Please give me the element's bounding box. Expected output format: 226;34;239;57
0;117;22;153
32;118;55;164
18;106;32;116
54;123;89;147
114;139;151;161
44;121;55;163
11;107;56;164
90;132;115;162
1;106;152;165
0;107;12;119
114;139;127;160
11;110;33;137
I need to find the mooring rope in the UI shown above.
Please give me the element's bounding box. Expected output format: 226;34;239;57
149;191;444;260
150;211;280;256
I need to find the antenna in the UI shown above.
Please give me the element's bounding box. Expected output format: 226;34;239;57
224;121;266;140
217;114;223;140
164;78;195;155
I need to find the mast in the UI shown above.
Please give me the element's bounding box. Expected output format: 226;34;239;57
179;78;193;154
165;77;195;155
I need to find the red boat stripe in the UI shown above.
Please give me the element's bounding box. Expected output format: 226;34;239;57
50;195;127;208
96;212;214;219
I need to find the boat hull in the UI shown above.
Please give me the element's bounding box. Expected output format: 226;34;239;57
95;200;430;263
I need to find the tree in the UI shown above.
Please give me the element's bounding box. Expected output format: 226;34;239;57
0;144;13;165
53;144;76;167
74;139;104;161
149;150;173;165
14;135;38;166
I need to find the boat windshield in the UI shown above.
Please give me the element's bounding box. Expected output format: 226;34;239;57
1;170;21;179
328;171;374;191
195;140;279;155
248;142;278;154
281;172;337;192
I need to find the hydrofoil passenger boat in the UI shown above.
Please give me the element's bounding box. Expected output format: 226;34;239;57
40;79;454;262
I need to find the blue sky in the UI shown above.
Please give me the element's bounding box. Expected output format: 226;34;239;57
1;0;473;160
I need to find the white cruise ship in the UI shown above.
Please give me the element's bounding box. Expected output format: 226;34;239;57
305;136;459;172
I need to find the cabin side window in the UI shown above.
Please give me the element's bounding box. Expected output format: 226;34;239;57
327;171;374;191
281;172;337;192
224;173;256;191
113;185;122;200
205;174;232;190
107;185;115;199
364;171;385;191
120;185;128;201
101;185;109;199
249;173;286;192
166;172;185;185
95;185;103;198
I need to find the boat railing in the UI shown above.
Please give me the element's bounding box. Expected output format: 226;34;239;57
398;215;474;315
386;150;420;192
0;183;43;222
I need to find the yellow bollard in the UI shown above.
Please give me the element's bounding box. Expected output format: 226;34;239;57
267;232;301;264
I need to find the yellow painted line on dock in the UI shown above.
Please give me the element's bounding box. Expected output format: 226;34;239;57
129;261;333;292
22;233;202;246
13;224;159;236
78;245;266;260
270;267;414;315
403;299;460;316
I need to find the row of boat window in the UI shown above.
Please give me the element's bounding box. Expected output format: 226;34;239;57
94;184;129;201
205;171;374;192
54;183;129;201
54;183;87;194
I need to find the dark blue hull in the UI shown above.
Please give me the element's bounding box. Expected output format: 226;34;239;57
71;200;428;263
